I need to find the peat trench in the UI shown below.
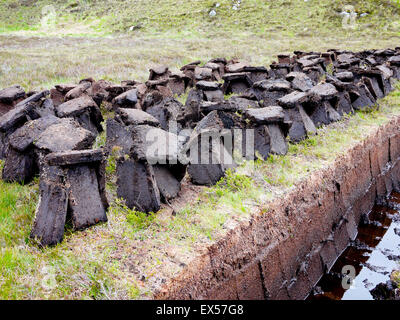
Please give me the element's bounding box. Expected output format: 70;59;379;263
307;192;400;300
154;114;400;300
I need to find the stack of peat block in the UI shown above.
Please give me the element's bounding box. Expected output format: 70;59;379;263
0;47;399;245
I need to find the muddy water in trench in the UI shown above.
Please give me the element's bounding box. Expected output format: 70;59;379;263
307;192;400;300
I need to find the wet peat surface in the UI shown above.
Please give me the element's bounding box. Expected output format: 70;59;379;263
307;192;400;300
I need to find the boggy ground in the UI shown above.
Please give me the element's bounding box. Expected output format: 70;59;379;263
0;0;400;300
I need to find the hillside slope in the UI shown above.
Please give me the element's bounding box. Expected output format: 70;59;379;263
0;0;400;301
0;0;399;37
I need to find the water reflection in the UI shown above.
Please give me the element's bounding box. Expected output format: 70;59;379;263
308;192;400;300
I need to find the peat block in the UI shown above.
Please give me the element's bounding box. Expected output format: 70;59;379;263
0;85;25;104
113;89;138;108
34;118;95;153
118;108;160;127
46;149;104;166
153;165;181;201
116;158;161;212
30;149;108;246
66;164;108;230
8;115;60;152
56;95;103;134
244;106;285;124
30;165;68;246
105;118;134;155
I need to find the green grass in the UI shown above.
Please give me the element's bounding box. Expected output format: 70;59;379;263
1;31;399;93
109;199;157;233
0;161;38;247
0;1;398;92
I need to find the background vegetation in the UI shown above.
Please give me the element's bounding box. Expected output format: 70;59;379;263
0;0;399;36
